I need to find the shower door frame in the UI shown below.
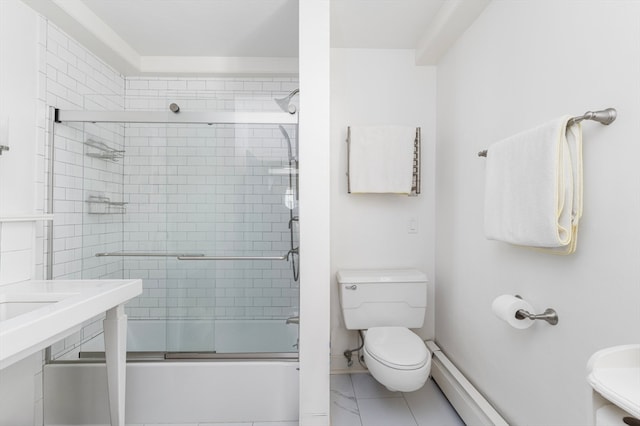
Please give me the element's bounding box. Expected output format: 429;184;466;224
55;109;297;126
49;107;300;360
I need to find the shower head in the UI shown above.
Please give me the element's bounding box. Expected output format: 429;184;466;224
169;103;180;113
274;89;299;114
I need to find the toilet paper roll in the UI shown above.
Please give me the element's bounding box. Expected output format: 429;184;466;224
491;295;535;329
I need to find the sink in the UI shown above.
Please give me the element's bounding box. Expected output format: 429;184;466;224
0;279;142;370
0;302;54;321
0;279;143;426
0;292;77;321
587;344;640;420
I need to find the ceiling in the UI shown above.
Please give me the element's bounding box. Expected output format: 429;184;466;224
331;0;445;49
23;0;490;75
82;0;299;58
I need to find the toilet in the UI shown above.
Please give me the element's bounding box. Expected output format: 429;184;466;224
337;269;431;392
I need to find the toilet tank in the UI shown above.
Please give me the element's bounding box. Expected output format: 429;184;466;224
337;269;427;330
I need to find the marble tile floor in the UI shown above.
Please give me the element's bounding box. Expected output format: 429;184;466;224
331;373;466;426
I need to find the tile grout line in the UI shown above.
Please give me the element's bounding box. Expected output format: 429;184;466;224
401;391;421;426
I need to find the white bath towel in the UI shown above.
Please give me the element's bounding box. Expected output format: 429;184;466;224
483;116;583;254
348;126;416;194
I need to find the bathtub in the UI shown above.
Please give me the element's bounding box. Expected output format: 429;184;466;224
45;319;299;424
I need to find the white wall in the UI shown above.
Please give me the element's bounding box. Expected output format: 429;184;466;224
435;1;640;425
330;49;436;370
299;1;331;424
0;1;45;424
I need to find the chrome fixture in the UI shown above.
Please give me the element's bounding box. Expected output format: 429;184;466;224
568;107;617;125
623;417;640;426
515;308;559;325
278;125;297;163
274;89;299;114
514;295;559;325
278;124;300;282
96;252;204;258
478;107;617;157
169;103;180;113
343;330;365;367
285;316;299;325
286;247;298;261
0;145;9;155
95;252;289;261
55;109;297;125
288;216;299;229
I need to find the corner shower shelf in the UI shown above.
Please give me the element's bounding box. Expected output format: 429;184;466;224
85;139;125;162
86;196;127;214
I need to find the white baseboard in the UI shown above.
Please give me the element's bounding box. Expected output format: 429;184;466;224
426;341;509;426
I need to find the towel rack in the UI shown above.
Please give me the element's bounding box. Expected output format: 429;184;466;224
346;127;421;195
95;251;288;260
477;108;617;157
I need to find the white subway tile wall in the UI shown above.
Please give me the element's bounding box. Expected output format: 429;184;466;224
45;20;126;359
121;121;299;325
46;22;299;356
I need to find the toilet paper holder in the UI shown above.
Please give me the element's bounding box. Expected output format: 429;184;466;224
514;295;559;325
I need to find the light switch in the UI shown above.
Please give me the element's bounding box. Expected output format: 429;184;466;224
408;217;418;234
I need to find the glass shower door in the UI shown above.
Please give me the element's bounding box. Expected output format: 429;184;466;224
53;111;299;357
124;121;299;354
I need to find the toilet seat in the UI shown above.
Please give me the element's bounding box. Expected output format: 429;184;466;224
364;327;428;370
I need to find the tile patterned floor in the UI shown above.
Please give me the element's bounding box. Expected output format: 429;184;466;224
331;373;466;426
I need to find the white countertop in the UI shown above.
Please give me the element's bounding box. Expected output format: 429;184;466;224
0;279;142;369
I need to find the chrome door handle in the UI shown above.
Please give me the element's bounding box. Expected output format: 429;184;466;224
344;285;357;290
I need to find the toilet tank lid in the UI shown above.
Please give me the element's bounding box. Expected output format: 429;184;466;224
336;269;428;284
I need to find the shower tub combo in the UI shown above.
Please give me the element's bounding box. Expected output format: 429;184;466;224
44;93;301;424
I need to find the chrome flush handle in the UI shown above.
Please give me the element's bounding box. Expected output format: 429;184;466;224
345;285;357;290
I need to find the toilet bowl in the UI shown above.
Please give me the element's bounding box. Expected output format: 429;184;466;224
337;269;431;392
363;327;431;392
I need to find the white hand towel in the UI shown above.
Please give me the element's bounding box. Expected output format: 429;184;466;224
483;116;583;254
349;126;416;194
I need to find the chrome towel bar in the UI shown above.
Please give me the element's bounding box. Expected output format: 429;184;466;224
95;252;288;260
177;255;287;261
96;252;205;257
478;107;617;157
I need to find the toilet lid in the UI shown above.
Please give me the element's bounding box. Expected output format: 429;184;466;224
365;327;429;370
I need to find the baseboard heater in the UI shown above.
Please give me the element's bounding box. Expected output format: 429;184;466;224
426;341;509;426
